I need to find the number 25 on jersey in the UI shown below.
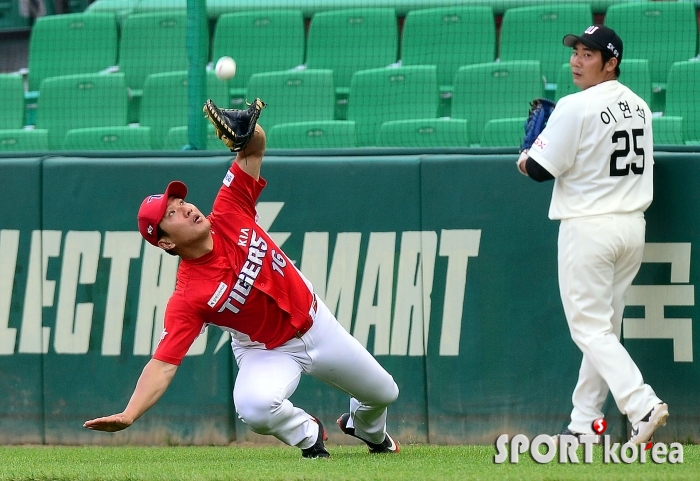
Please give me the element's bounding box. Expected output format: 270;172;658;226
610;129;644;176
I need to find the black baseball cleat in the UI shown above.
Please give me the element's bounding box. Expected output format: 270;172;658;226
301;417;330;459
337;413;399;454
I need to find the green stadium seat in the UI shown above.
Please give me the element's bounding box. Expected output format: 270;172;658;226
63;126;152;150
140;71;188;150
0;129;48;152
35;73;128;150
162;126;187;150
0;74;24;129
401;7;496;96
84;0;139;23
480;118;526;148
163;125;229;151
604;2;698;93
555;62;578;101
347;65;438;147
499;4;593;94
140;69;229;150
652;116;684;146
246;69;336;132
555;59;652;107
118;11;190;121
618;59;653;108
377;118;469;147
26;12;119;93
665;60;700;144
306;8;399;118
205;0;624;19
451;61;544;145
132;0;186;14
267;121;356;149
211;10;306;107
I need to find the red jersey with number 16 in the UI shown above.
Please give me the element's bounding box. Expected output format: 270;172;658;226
153;161;314;365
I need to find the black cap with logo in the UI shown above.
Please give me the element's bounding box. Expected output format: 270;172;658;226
563;25;623;63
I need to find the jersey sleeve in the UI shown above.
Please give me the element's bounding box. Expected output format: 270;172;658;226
528;95;584;178
212;161;267;219
152;294;206;366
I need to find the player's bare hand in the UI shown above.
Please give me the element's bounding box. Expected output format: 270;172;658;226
83;414;133;432
517;150;529;176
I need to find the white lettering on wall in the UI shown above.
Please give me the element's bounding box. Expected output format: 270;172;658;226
133;244;179;355
101;232;143;355
54;231;101;354
353;232;397;355
391;231;437;356
0;230;20;354
438;229;482;356
19;230;61;354
624;243;694;362
300;232;361;333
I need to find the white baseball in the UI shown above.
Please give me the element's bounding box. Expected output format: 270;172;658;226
215;56;236;80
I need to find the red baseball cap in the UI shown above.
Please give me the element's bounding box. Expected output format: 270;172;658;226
137;181;188;246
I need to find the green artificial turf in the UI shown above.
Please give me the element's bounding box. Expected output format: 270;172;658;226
0;444;697;481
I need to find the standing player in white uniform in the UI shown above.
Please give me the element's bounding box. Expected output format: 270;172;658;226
83;114;400;458
517;25;668;444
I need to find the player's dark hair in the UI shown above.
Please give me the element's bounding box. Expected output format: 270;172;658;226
601;50;621;77
157;225;178;256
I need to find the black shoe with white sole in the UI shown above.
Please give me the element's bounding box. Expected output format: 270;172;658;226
337;413;399;454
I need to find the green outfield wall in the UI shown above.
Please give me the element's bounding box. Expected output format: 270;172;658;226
0;150;698;445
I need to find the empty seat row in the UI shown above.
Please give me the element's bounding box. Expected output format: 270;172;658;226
86;0;629;20
250;60;700;147
0;70;228;150
0;114;689;152
267;115;688;149
0;124;227;151
20;3;699;123
3;58;699;152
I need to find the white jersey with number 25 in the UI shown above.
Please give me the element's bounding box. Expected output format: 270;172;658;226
528;80;654;220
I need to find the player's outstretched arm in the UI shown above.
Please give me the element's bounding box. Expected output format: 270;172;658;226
235;124;266;180
83;359;178;432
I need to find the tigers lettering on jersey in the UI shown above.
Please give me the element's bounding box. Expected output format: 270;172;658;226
218;229;268;314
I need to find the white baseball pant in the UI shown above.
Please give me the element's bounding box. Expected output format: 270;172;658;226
231;296;399;449
558;211;661;434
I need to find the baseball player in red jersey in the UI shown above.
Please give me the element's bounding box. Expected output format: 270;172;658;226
84;111;399;458
517;26;668;444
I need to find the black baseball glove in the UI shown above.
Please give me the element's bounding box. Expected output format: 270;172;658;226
203;98;266;152
520;98;556;152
